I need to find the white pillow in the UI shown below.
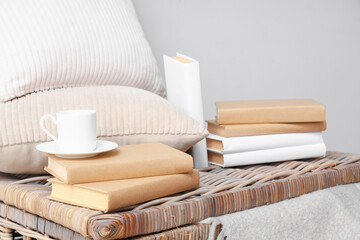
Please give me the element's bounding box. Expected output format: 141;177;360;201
0;0;165;102
0;86;208;174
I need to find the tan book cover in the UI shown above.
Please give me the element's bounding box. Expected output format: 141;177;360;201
207;120;327;137
48;170;200;212
216;99;325;124
45;143;193;184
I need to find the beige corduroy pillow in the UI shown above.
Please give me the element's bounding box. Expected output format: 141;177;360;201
0;0;165;102
0;86;208;174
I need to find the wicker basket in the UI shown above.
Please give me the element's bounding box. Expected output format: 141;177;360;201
0;151;359;240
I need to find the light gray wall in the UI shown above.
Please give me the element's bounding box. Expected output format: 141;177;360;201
133;0;360;154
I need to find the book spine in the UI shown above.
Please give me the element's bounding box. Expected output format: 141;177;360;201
164;54;208;168
217;105;326;124
219;144;326;167
208;132;324;154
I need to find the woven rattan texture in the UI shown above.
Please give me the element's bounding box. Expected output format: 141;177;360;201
0;205;212;240
0;151;360;240
0;202;89;240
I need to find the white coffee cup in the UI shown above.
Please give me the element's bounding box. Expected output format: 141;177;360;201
40;109;97;152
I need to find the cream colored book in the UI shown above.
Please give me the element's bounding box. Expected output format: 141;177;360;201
216;99;326;124
207;120;327;137
45;143;193;184
49;170;200;212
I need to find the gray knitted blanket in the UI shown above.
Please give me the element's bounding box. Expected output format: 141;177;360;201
203;183;360;240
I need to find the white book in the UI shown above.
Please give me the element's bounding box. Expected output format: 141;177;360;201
208;143;327;167
163;53;208;168
207;132;324;154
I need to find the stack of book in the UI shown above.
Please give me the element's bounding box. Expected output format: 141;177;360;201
207;99;327;167
45;143;199;212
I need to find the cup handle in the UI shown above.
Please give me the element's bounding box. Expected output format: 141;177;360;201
40;114;58;142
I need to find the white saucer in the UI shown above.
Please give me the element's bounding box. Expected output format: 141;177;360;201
36;140;118;159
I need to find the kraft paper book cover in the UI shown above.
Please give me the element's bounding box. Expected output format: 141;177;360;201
49;170;200;212
216;99;325;124
45;142;193;184
206;120;327;137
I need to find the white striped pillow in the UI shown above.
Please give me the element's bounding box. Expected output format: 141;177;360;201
0;86;208;174
0;0;165;102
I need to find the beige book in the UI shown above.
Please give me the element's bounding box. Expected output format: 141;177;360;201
216;99;325;124
45;143;193;184
207;120;327;137
48;170;200;212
